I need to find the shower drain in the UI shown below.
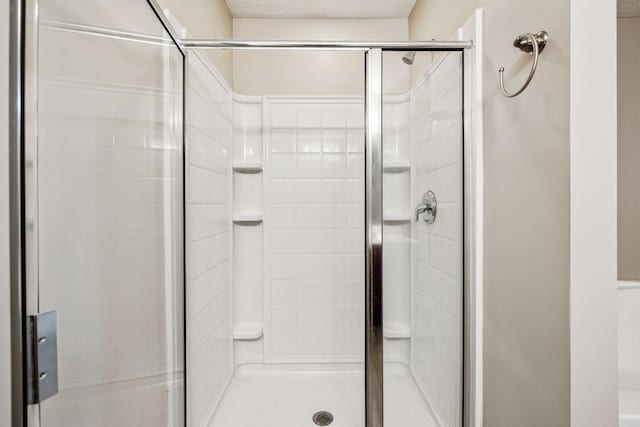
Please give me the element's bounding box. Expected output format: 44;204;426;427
312;411;334;426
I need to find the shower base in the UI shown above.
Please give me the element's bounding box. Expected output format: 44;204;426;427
208;363;439;427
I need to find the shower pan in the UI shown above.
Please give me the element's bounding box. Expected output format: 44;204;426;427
9;1;476;426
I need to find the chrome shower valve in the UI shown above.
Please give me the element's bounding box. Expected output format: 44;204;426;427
415;191;437;224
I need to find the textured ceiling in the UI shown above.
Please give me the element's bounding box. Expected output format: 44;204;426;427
619;0;640;17
225;0;417;18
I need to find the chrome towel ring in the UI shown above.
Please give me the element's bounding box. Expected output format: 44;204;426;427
498;30;548;98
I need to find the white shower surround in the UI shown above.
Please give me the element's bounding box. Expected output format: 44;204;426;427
27;32;471;427
37;76;186;427
233;93;419;366
263;96;366;363
183;46;466;426
34;18;185;425
411;52;464;427
186;51;234;427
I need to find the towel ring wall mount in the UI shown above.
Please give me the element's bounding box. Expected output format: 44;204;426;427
498;30;548;98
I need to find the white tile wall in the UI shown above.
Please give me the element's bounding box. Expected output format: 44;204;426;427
264;98;365;362
186;52;233;427
36;50;184;426
411;52;463;427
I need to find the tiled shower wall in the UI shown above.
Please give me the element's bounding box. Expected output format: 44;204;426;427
38;78;182;387
264;98;365;362
186;52;233;427
36;49;184;426
411;53;463;427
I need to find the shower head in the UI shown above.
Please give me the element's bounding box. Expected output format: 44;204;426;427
402;51;416;65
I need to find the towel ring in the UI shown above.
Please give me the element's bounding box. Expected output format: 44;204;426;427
498;30;548;98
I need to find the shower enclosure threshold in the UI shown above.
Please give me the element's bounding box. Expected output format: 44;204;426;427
207;363;439;427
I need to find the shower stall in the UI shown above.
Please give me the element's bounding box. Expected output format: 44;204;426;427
9;1;478;426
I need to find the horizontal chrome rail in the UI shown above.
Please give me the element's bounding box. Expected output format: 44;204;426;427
180;39;473;51
39;19;473;53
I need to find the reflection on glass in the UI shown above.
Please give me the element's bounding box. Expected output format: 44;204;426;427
383;51;464;427
36;1;184;425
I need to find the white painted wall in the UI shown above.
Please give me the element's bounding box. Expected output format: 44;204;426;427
408;0;481;85
157;0;234;84
482;2;571;425
409;0;481;41
482;1;571;423
1;0;11;424
232;18;408;96
570;0;619;425
617;17;640;281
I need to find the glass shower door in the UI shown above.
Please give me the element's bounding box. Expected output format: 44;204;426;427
381;50;464;427
26;0;185;425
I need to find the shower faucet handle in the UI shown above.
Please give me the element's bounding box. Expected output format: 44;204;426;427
415;191;437;224
415;203;429;221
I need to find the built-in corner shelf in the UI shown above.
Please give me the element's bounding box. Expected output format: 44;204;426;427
233;323;264;341
383;214;412;223
383;321;411;339
233;214;263;224
383;161;411;173
233;162;263;173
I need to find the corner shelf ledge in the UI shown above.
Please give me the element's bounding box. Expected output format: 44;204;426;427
233;323;263;341
383;161;411;173
233;162;263;173
233;214;263;224
383;321;411;339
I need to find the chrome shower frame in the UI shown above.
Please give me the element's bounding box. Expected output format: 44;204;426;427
9;0;476;426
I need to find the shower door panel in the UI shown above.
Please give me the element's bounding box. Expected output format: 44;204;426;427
381;51;464;427
26;0;185;426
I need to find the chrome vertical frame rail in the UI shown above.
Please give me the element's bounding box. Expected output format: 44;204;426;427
9;0;26;424
365;48;383;427
19;0;44;423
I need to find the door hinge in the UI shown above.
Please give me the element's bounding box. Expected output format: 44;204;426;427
27;310;59;404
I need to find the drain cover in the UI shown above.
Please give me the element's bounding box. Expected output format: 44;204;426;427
312;411;334;426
